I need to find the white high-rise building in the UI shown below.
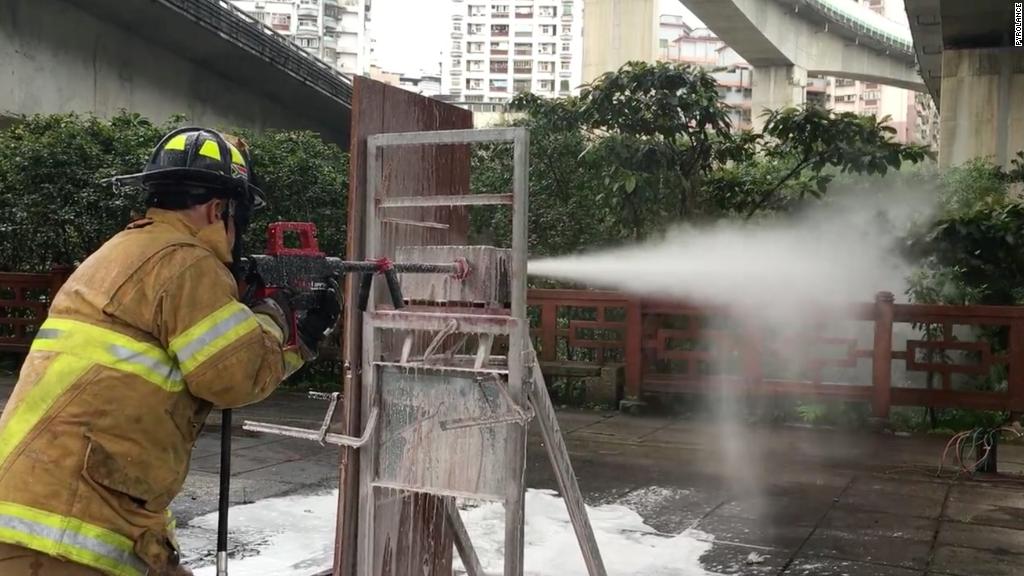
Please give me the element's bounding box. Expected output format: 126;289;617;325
231;0;371;75
442;1;584;105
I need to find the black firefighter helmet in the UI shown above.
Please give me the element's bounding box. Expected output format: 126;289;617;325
111;127;267;274
112;126;266;213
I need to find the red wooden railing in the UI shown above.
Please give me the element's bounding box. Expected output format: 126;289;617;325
5;271;1024;417
529;288;1024;417
0;267;72;352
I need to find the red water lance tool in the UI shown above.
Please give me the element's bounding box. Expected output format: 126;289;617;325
213;222;468;575
240;222;470;321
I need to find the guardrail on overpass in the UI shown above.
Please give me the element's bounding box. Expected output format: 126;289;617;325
162;0;353;106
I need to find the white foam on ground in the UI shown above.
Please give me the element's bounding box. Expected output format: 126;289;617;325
179;488;716;576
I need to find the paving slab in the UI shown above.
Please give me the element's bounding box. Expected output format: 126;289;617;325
819;508;937;541
171;471;312;524
783;556;924;576
612;485;727;533
711;489;836;527
935;521;1024;555
942;499;1024;529
801;529;933;570
928;544;1023;576
836;477;948;519
696;514;813;551
698;541;789;575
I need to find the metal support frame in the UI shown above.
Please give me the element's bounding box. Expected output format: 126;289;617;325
354;126;606;576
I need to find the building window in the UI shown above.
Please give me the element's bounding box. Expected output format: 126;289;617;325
659;38;669;49
296;37;320;48
452;40;463;50
539;43;555;54
491;4;509;17
538;79;553;91
560;79;570;92
514;79;531;93
514;42;532;55
270;13;291;31
467;60;483;71
469;23;484;35
539;5;557;17
467;78;483;90
561;42;570;52
453;22;462;31
465;94;485;102
491;41;509;55
452;58;462;68
538;61;554;72
540;25;556;36
562;24;572;34
560;60;570;71
469;5;486;16
492;24;509;36
513;60;532;72
490;78;509;92
468;42;484;53
515;6;533;18
490;60;508;73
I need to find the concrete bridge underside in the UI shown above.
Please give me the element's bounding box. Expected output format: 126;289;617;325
1;0;351;144
681;0;924;127
905;0;1023;168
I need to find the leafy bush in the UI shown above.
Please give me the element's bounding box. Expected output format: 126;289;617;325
0;112;348;272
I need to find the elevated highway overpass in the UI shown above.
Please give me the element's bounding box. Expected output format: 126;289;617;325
680;0;925;128
1;0;352;144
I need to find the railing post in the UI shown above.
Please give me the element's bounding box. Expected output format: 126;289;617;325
48;265;73;301
1008;320;1024;418
623;298;643;402
540;301;557;362
872;291;895;420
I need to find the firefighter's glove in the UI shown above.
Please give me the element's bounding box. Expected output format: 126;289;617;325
296;278;341;360
250;291;293;345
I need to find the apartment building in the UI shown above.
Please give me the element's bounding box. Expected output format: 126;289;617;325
231;0;371;75
824;0;935;145
442;1;584;105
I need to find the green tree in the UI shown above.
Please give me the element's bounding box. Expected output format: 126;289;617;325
484;61;932;252
239;129;349;257
905;153;1024;306
0;112;173;270
0;113;348;271
727;107;932;219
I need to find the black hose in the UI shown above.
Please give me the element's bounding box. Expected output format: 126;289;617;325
217;409;232;555
357;273;373;311
383;269;405;309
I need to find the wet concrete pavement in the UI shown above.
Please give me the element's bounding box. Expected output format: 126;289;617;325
3;378;1024;575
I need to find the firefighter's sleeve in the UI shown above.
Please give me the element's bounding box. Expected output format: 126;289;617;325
156;252;304;408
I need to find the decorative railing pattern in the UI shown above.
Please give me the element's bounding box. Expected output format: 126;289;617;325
528;289;1024;416
4;272;1022;416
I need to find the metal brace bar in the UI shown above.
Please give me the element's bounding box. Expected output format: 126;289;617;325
438;374;534;432
244;397;380;448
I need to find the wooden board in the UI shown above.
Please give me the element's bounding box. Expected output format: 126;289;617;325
336;76;472;576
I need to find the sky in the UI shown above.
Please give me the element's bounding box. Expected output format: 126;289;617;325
371;0;702;75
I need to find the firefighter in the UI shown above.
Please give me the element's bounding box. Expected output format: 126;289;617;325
0;127;339;575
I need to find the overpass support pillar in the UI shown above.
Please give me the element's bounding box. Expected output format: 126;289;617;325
751;65;807;132
939;48;1024;169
